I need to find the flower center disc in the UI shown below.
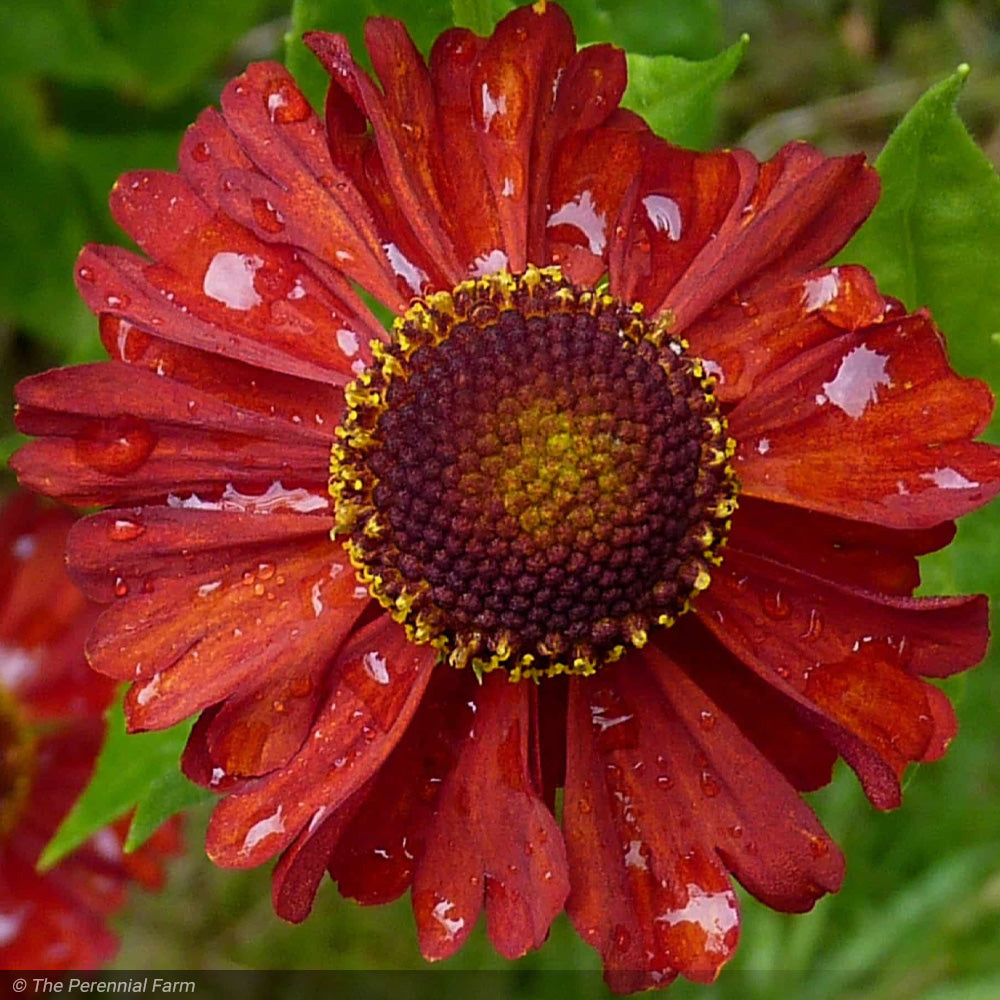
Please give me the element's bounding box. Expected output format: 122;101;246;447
0;685;34;839
331;267;737;680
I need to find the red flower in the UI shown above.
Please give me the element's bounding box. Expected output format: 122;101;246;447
11;1;1000;989
0;494;180;971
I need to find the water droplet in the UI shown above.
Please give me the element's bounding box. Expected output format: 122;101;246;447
698;710;716;731
801;608;823;641
78;266;95;282
76;417;157;475
191;141;211;163
577;797;592;814
656;774;673;790
761;589;791;620
108;518;145;542
251;197;286;234
257;562;276;581
266;84;310;124
700;771;720;798
114;576;128;597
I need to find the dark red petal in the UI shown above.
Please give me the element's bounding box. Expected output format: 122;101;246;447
217;62;404;309
731;311;1000;528
74;244;362;384
428;28;505;273
304;30;451;292
329;667;476;906
729;496;956;596
468;1;577;272
659;620;838;793
697;546;984;807
529;42;628;263
13;362;331;507
271;784;369;923
85;535;368;733
663;143;878;329
205;616;434;869
685;265;888;404
97;314;348;428
411;672;569;962
108;170;381;366
609;138;748;315
67;506;332;602
545;126;642;284
564;653;842;991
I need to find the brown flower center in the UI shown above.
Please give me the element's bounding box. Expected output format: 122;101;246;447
330;267;737;679
0;683;34;839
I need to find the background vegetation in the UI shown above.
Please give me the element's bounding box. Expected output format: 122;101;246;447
1;0;998;996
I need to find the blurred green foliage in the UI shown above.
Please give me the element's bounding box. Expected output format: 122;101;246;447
0;0;998;996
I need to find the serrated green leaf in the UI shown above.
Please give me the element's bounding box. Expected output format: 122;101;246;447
622;35;748;149
841;65;1000;382
286;0;453;111
840;67;1000;599
125;770;214;853
39;694;196;870
451;0;513;36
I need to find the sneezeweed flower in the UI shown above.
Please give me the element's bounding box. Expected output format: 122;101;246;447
9;0;1000;989
0;494;180;971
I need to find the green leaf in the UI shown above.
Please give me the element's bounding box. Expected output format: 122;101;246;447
0;0;136;88
286;0;454;111
841;65;1000;380
95;0;277;106
559;0;722;59
622;35;748;149
839;67;1000;599
39;693;197;869
125;770;215;853
451;0;513;36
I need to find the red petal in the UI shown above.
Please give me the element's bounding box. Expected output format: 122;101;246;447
217;62;404;309
666;144;878;329
731;311;1000;528
428;28;508;273
97;314;347;428
411;672;569;962
564;653;842;991
609;138;748;315
67;506;332;602
304;30;451;292
468;1;577;272
271;784;369;923
660;620;838;793
686;265;887;404
697;546;983;807
108;170;380;370
545;125;642;285
529;42;628;264
13;362;331;507
74;243;362;384
204;616;434;868
329;667;476;906
0;853;117;971
729;496;956;596
85;535;368;732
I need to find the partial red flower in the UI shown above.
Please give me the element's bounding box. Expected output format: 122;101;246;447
10;1;1000;990
0;494;180;971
